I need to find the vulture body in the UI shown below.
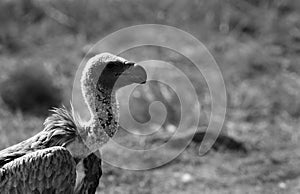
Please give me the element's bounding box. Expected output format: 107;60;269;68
0;53;147;193
0;146;76;194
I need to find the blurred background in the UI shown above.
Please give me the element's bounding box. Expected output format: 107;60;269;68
1;0;300;193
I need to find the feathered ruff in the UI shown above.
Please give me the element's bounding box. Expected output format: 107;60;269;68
43;105;80;147
0;106;80;167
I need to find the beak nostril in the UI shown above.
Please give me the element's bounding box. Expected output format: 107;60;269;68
124;61;135;66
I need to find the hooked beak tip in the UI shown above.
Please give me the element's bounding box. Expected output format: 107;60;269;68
129;64;147;84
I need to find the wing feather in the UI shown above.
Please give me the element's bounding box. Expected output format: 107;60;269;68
0;107;79;167
0;146;76;194
75;151;102;194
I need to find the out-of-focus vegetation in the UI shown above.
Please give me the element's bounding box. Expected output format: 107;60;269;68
0;63;63;115
1;0;300;193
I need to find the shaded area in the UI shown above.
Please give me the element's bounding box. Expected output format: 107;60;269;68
0;63;63;116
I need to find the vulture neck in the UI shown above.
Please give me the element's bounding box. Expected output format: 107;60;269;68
78;62;119;156
83;85;118;152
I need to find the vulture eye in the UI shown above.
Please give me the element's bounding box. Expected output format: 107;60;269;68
115;72;122;76
106;62;115;69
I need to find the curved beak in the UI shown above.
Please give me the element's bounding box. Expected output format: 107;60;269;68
124;63;147;84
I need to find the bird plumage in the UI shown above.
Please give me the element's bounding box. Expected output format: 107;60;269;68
74;151;102;194
0;107;78;168
0;146;76;194
0;53;147;193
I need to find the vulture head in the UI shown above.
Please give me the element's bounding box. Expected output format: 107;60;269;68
81;53;147;95
78;53;147;151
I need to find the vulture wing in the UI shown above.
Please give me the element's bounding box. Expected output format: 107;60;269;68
75;151;102;194
0;146;76;194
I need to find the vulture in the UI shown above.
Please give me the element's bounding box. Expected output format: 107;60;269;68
0;53;147;193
